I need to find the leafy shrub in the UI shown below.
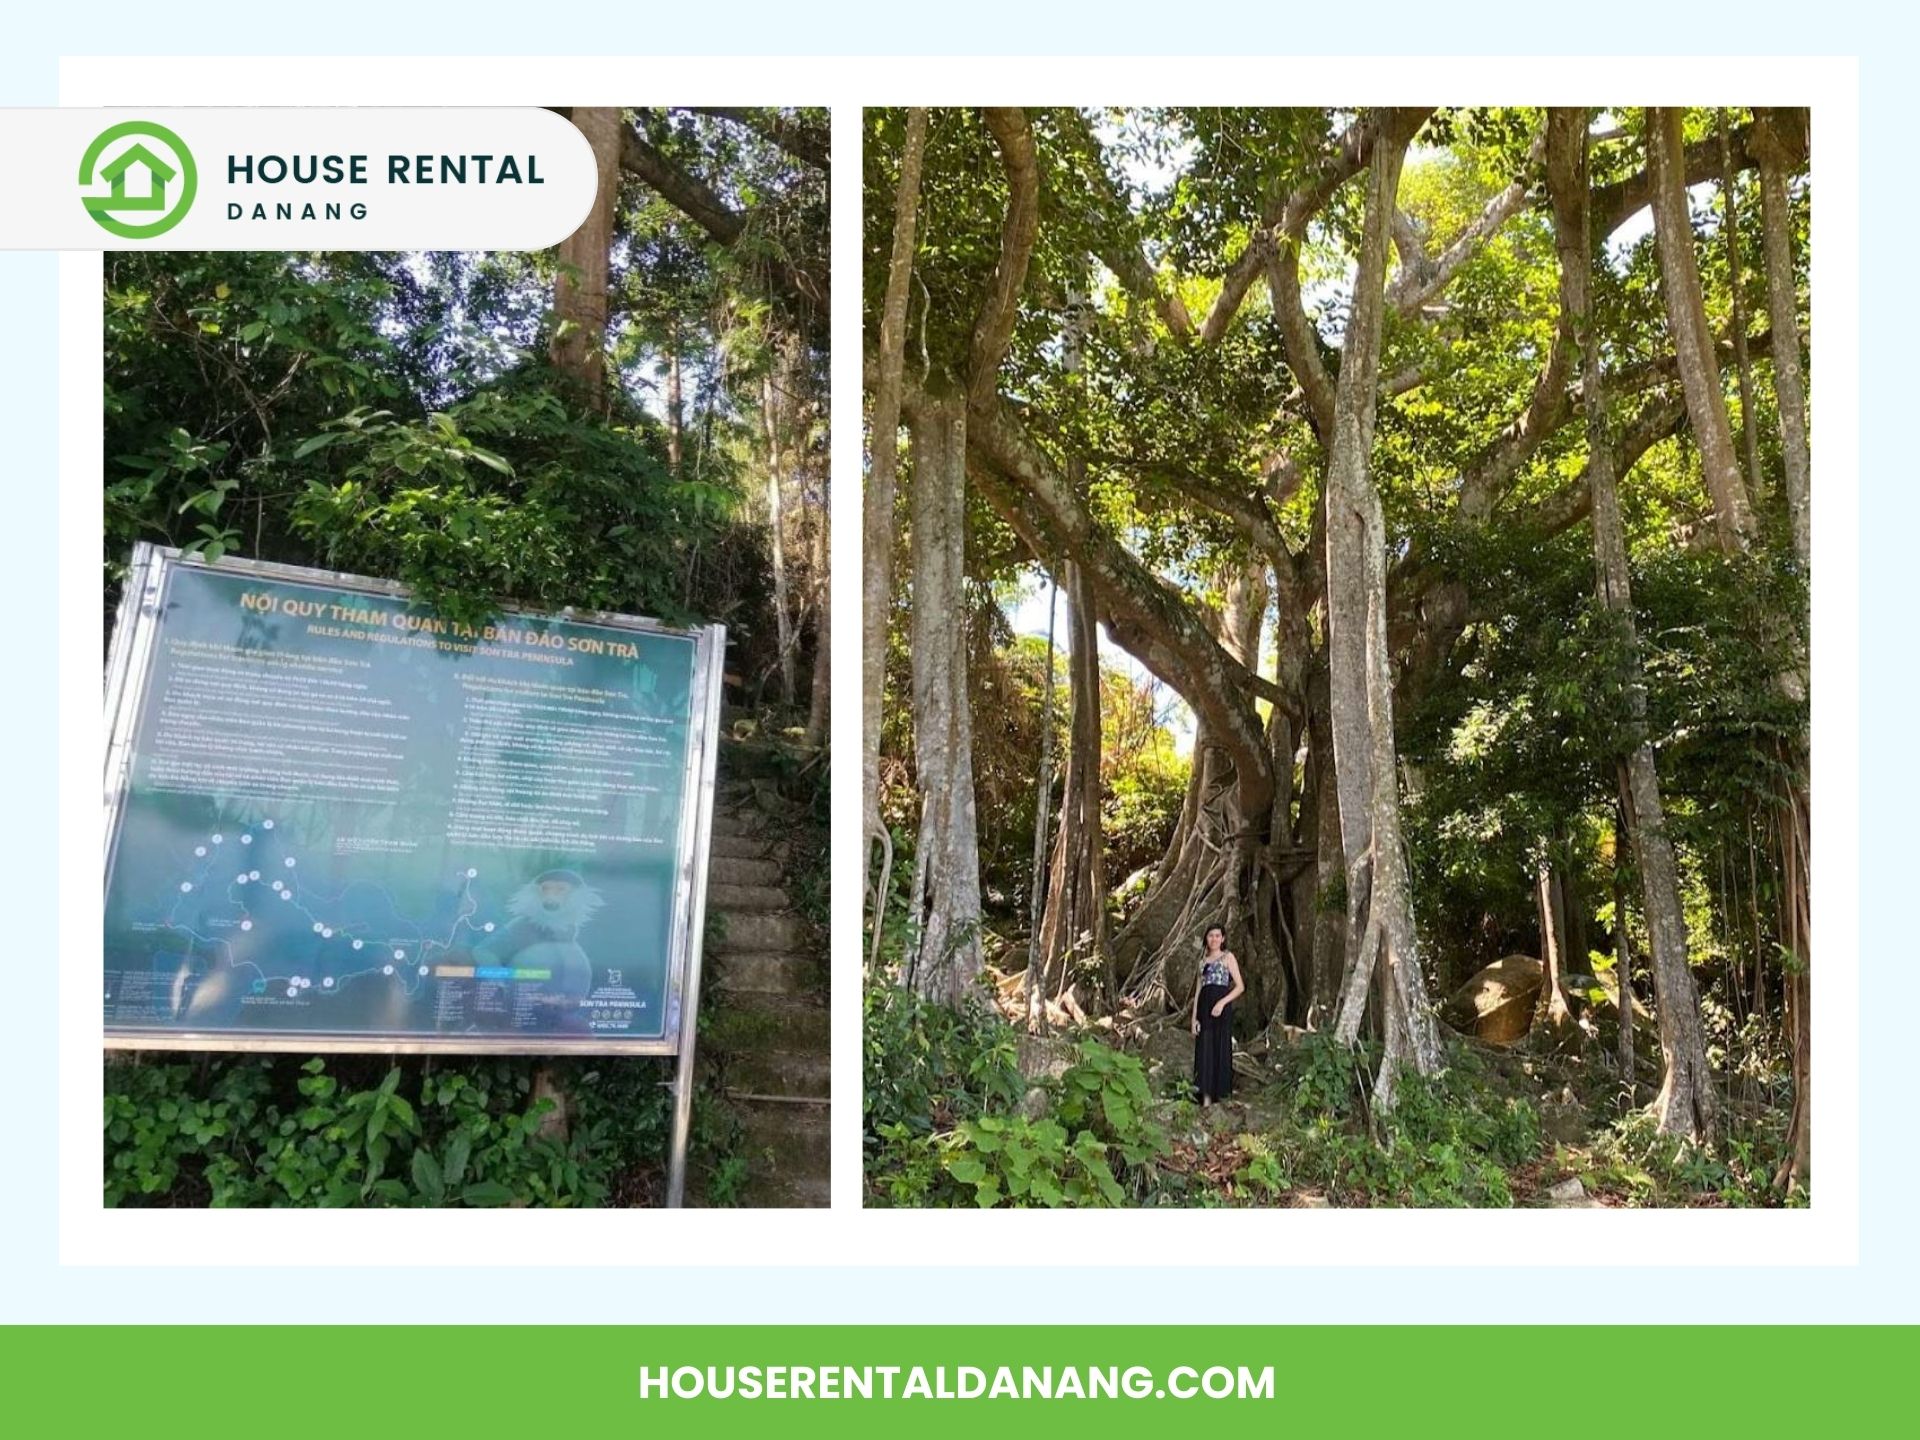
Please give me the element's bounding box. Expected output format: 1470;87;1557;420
1280;1031;1368;1119
1260;1037;1541;1208
104;1053;714;1208
862;981;1022;1144
931;1041;1173;1209
939;1115;1127;1208
863;990;1173;1209
1576;1108;1803;1209
1053;1040;1169;1175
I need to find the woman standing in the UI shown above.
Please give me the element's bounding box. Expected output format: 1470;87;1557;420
1189;924;1245;1106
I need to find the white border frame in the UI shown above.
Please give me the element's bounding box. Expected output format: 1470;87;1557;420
58;55;1857;1269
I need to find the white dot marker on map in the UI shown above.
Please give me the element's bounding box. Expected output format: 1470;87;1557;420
466;868;477;878
241;835;253;845
211;834;223;844
271;881;283;892
179;882;192;893
262;819;274;829
240;920;252;931
194;846;206;857
483;922;495;933
393;949;405;960
418;965;429;976
279;891;292;901
352;939;364;951
323;977;334;988
236;873;248;884
285;988;297;998
321;928;334;939
312;922;324;934
300;978;311;989
285;857;296;868
382;965;394;976
249;870;260;881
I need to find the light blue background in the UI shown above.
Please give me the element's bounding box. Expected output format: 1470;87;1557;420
4;3;1906;1324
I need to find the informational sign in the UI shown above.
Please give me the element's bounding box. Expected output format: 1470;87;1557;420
103;546;724;1056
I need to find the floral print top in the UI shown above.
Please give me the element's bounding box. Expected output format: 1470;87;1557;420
1201;957;1232;989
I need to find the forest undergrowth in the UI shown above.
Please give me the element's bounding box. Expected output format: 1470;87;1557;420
864;963;1804;1211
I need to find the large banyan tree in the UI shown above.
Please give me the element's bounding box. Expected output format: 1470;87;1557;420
863;107;1810;1173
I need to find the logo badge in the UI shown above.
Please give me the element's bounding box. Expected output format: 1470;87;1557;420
78;120;197;239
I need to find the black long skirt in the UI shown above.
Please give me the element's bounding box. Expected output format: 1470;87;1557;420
1194;982;1235;1102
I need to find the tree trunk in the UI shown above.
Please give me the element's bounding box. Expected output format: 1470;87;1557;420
1776;778;1811;1192
1550;106;1716;1141
1752;107;1811;567
665;333;685;479
762;372;796;708
1031;293;1110;1012
550;107;623;409
1646;107;1757;552
1750;108;1812;1189
1716;111;1764;501
1302;672;1346;1030
804;498;829;748
905;396;984;1004
1535;848;1573;1032
1561;861;1590;979
1024;575;1059;1023
1320;110;1444;1101
1614;863;1636;1106
1035;559;1110;1009
865;108;928;829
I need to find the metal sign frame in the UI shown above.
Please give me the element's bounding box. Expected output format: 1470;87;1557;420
102;543;726;1205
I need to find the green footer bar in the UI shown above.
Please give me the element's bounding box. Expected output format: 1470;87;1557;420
4;1326;1913;1434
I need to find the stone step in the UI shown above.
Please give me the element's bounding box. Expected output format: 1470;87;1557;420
708;809;764;839
708;882;789;913
712;912;809;954
705;995;830;1052
709;833;786;864
719;741;797;782
706;855;785;888
740;1173;830;1209
735;1100;830;1180
712;951;819;996
725;1047;831;1101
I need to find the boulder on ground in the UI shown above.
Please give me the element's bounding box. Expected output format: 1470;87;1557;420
1548;1175;1601;1208
1016;1033;1077;1082
1444;954;1544;1044
1539;1095;1590;1144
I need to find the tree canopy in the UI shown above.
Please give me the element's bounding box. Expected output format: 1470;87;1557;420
864;105;1810;1208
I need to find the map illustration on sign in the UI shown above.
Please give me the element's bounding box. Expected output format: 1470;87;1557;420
103;550;723;1051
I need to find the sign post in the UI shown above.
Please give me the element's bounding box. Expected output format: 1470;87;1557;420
102;544;725;1205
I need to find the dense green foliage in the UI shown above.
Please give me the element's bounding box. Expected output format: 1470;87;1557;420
104;251;755;629
865;983;1171;1208
104;1053;703;1208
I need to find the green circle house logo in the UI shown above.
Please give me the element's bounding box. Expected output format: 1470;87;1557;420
78;121;198;239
